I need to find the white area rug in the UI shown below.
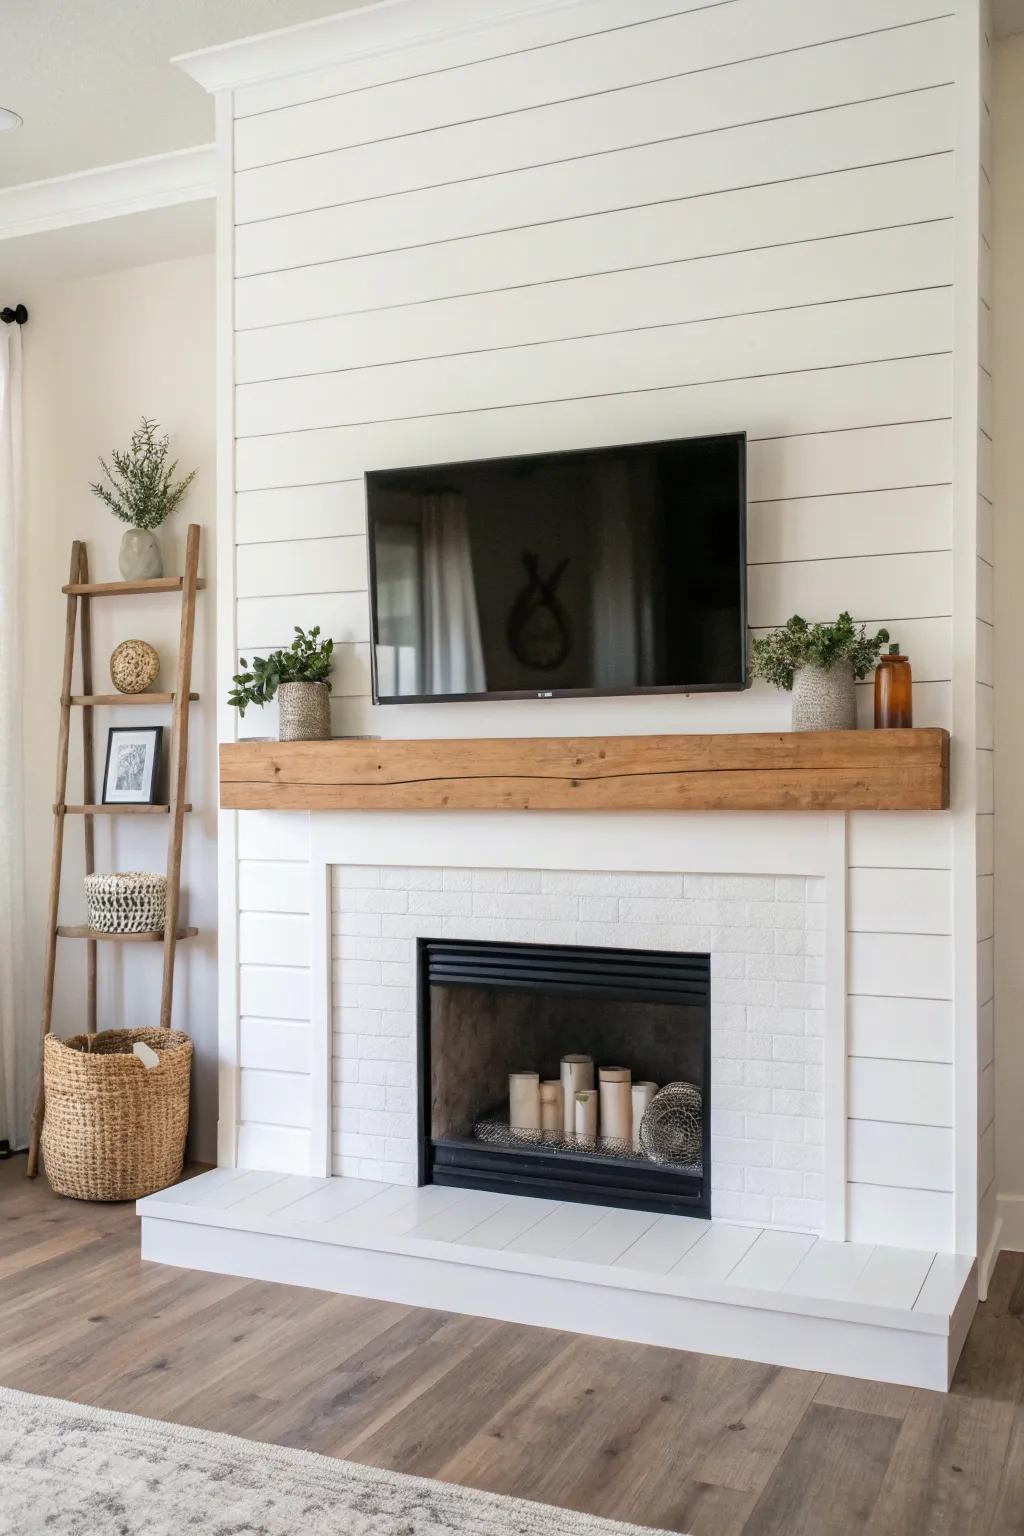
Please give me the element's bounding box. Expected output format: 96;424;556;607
0;1386;681;1535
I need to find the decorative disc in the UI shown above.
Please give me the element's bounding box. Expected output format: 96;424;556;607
638;1081;703;1165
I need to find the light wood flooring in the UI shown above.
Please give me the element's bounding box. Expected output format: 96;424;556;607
2;1159;1022;1536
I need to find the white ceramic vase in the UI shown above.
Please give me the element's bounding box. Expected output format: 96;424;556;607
118;528;163;580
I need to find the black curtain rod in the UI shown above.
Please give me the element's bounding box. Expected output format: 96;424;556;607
1;304;28;325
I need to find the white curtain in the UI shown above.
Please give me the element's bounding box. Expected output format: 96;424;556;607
0;323;26;1150
421;491;486;695
590;457;658;689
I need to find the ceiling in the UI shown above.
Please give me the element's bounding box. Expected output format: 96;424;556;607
0;0;368;189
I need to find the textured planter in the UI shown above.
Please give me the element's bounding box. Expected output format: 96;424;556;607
278;681;331;741
119;528;163;580
791;661;857;732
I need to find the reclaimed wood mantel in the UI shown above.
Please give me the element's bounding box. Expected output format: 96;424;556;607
219;728;949;813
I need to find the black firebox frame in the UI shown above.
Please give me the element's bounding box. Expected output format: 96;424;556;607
416;937;711;1218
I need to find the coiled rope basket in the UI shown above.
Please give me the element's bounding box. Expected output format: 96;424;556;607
41;1028;192;1201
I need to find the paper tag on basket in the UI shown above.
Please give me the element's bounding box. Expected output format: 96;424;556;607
133;1041;160;1070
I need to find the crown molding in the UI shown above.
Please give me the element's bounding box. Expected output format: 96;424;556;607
173;0;587;94
0;144;215;243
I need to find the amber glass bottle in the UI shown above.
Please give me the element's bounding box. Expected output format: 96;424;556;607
874;642;913;728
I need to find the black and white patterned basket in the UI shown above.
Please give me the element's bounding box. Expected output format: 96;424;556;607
84;872;167;934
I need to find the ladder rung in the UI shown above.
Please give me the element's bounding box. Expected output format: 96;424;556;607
68;693;199;706
57;804;193;815
62;577;206;597
56;926;198;943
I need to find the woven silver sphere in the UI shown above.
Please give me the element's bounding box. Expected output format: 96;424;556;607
639;1081;703;1165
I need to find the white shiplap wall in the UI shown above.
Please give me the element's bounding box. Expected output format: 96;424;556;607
200;0;988;1248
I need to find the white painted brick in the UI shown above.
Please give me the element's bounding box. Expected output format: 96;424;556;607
507;870;542;893
710;1109;746;1138
384;1062;413;1087
714;1085;773;1114
336;911;382;937
747;902;806;930
773;1088;824;1118
386;1088;414;1114
715;1060;745;1086
380;1010;415;1036
713;980;775;1007
409;890;472;916
775;877;807;900
710;952;745;979
714;1031;774;1061
336;959;381;985
806;879;826;903
542;871;682;897
617;897;690;925
357;984;413;1011
472;893;579;921
713;1190;773;1223
708;900;749;926
804;956;825;983
333;867;380;889
744;953;805;982
359;1110;411;1139
381;866;443;890
337;1082;386;1110
802;1173;826;1202
745;1113;805;1144
711;926;774;954
385;1138;417;1163
576;922;710;951
775;981;825;1009
443;868;472;891
364;1034;413;1061
340;1007;383;1034
382;1161;417;1186
771;1196;825;1230
714;876;775;900
745;1167;805;1198
380;962;414;986
710;1002;747;1028
683;874;715;897
743;1061;807;1090
772;1142;825;1173
713;1164;746;1192
712;1136;773;1168
470;869;511;892
747;1006;805;1035
338;886;409;914
579;896;618;923
772;1036;823;1064
381;913;435;937
451;917;580;944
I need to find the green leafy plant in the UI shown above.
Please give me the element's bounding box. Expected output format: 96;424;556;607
751;612;889;692
228;626;334;716
90;416;197;531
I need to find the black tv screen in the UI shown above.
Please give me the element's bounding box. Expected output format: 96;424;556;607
365;432;747;704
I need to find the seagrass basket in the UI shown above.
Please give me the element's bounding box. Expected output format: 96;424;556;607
41;1028;192;1201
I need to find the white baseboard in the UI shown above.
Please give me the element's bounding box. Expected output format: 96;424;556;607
979;1214;1005;1300
997;1193;1024;1254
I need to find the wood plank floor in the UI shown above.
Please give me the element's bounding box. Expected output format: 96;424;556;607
2;1159;1022;1536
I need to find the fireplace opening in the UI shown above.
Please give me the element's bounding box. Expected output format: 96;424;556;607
417;938;710;1217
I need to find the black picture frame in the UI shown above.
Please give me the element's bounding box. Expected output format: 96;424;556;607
101;726;163;805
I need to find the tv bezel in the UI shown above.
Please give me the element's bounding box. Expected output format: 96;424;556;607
364;430;748;705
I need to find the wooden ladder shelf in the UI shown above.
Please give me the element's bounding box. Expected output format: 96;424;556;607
26;525;203;1178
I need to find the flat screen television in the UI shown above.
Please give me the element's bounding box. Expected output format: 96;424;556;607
365;431;747;704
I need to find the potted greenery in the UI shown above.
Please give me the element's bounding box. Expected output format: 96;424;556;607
90;417;198;580
751;612;889;731
228;626;334;741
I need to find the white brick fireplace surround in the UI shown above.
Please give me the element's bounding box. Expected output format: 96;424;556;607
332;864;827;1231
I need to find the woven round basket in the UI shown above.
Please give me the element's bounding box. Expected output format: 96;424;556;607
85;872;166;934
41;1028;192;1201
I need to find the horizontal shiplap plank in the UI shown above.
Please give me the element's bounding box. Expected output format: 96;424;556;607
977;814;994;878
236;158;954;330
235;223;952;384
240;1018;313;1074
235;1;952;170
239;912;311;969
235;90;954;277
236;811;310;863
747;485;950;565
237;591;369;650
236;482;366;544
234;19;954;222
848;1120;953;1191
239;964;311;1022
847;1183;953;1250
848;931;952;999
237;535;367;599
236;1123;312;1175
977;874;994;942
747;620;948;686
848;1057;953;1127
239;1068;313;1129
849;868;951;935
848;995;953;1064
235;289;951;437
749;551;950;629
238;860;311;914
236;390;951;494
848;812;950;869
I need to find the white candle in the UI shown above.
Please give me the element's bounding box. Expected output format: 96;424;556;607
574;1087;598;1144
509;1071;540;1132
539;1080;563;1134
560;1055;594;1137
599;1065;632;1143
631;1082;658;1149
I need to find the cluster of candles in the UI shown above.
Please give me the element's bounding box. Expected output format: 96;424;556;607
508;1054;658;1149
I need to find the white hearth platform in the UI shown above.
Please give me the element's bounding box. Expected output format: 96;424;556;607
138;1169;975;1391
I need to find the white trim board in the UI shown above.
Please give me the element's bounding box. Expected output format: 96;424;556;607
139;1169;977;1391
0;146;215;242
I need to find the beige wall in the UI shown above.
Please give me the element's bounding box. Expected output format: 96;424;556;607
993;34;1024;1225
18;252;218;1160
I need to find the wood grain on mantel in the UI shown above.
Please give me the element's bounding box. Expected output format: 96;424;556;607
220;729;949;813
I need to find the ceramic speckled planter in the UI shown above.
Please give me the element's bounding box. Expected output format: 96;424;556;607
791;661;857;732
119;528;163;580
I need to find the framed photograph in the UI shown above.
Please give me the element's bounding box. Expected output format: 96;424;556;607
102;727;163;806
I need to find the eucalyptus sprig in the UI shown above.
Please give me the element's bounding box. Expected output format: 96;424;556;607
90;417;197;531
228;626;334;716
751;613;889;693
